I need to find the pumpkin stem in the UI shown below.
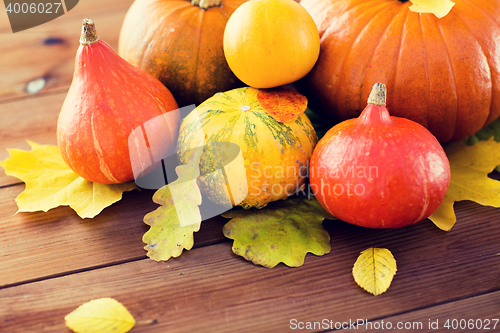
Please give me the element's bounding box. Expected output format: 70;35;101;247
367;83;387;106
191;0;221;9
80;18;100;46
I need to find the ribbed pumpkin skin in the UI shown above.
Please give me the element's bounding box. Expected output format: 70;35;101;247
118;0;246;107
299;0;500;143
177;87;318;209
57;40;180;184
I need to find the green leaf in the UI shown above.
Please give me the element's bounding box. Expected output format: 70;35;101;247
304;107;337;140
0;141;137;218
142;146;204;261
222;196;335;268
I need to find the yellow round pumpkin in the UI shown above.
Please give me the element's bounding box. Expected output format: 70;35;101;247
223;0;320;88
177;87;318;209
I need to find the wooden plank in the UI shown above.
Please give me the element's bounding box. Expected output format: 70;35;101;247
0;184;227;288
0;0;135;102
0;200;499;332
366;291;500;332
0;93;63;187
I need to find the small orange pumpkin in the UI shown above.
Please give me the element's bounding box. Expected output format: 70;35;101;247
57;19;180;184
299;0;500;142
118;0;246;107
223;0;320;88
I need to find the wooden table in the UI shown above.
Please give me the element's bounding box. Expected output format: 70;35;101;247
1;1;499;332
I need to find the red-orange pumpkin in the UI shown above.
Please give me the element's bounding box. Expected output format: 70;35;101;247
57;19;180;184
299;0;500;143
118;0;246;107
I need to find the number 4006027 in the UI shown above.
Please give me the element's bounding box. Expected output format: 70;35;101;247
5;2;62;14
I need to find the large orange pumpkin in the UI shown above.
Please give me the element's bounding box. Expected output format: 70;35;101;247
299;0;500;143
118;0;246;107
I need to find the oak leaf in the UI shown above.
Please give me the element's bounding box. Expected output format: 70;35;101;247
257;87;308;123
408;0;455;18
0;141;137;218
142;146;204;261
222;196;335;268
352;248;397;296
429;139;500;231
65;298;135;333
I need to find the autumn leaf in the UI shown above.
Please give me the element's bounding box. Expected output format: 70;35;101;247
257;87;308;123
222;196;335;268
142;145;204;261
65;298;135;333
352;248;397;296
429;139;500;231
465;117;500;172
408;0;455;18
0;141;137;218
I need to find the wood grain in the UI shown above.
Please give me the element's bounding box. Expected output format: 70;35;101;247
367;291;500;332
0;200;499;332
0;184;228;288
0;0;135;103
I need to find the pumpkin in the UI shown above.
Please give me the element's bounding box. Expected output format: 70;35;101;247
176;87;318;209
298;0;500;143
223;0;320;88
118;0;246;107
310;83;450;228
57;19;180;184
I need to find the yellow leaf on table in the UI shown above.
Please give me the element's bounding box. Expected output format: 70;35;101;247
0;141;137;218
352;248;397;296
408;0;455;18
65;298;135;333
429;139;500;231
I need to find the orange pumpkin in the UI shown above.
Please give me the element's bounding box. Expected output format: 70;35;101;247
58;19;180;184
299;0;500;143
223;0;320;88
118;0;246;107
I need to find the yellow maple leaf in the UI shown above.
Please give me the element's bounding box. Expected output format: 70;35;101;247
0;141;137;218
408;0;455;18
65;298;135;333
352;248;397;296
429;139;500;231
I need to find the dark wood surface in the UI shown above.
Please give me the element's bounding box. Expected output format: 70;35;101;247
1;1;499;332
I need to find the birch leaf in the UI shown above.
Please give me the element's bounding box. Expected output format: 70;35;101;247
222;196;335;268
429;139;500;231
352;248;397;296
409;0;455;18
65;298;135;333
0;141;137;218
142;145;204;261
257;88;308;123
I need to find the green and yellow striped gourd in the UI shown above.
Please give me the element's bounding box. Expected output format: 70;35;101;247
177;87;317;209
